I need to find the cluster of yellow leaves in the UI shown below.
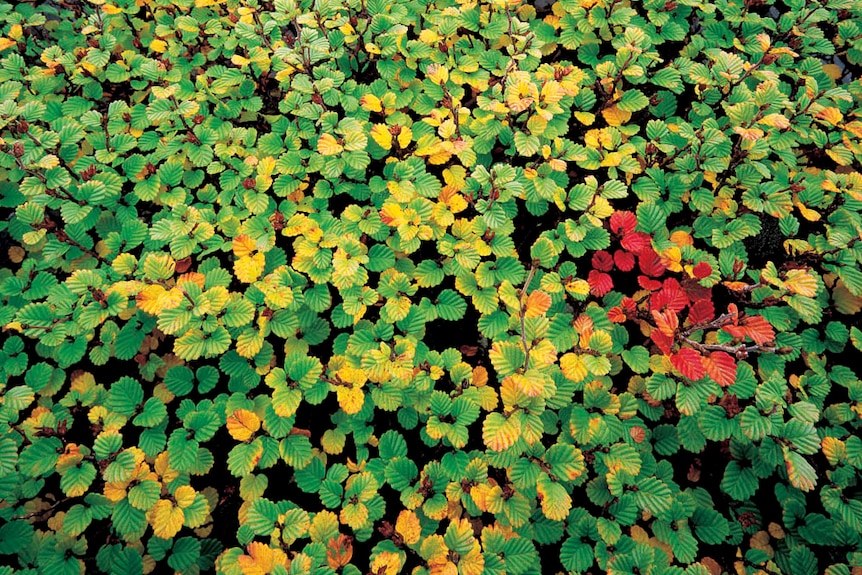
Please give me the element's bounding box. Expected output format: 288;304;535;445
238;542;289;575
370;124;413;150
233;234;266;283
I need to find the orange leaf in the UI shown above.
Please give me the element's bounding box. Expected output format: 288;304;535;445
524;290;551;318
226;409;260;441
326;535;354;570
702;351;737;387
232;234;256;258
739;315;775;345
651;309;679;338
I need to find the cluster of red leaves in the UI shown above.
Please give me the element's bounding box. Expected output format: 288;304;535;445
588;211;654;296
604;230;775;387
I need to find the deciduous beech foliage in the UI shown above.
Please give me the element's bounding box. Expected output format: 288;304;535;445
0;0;861;573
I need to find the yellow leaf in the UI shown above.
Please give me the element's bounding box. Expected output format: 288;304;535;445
147;499;185;539
226;409;261;441
397;126;412;148
822;436;845;466
659;246;683;272
150;39;168;53
102;4;123;14
336;386;365;415
511;372;545;397
816;106;843;126
549;158;567;172
565;279;590;297
339;502;368;530
238;542;289;575
560;353;588;382
758;113;790;130
360;94;382;112
174;485;197;508
0;38;16;51
136;284;183;315
601;105;631;127
317;133;343;156
426;64;449;85
395;509;422;545
379;203;405;227
419;29;441;44
234;253;265;283
232;234;256;258
370;124;393;150
482;414;520;452
795;200;821;222
8;24;23;40
783;268;818;297
369;551;403;575
257;156;276;177
574;111;595;125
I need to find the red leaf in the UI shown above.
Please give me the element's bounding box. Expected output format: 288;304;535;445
671;348;706;381
621;232;652;254
613;250;636;271
683;281;713;303
687;299;715;325
610;210;637;236
692;261;713;279
651;284;688;313
638;251;667;277
591;250;614;272
608;306;627;323
638;276;663;291
588;270;613;297
703;351;737;387
650;330;675;356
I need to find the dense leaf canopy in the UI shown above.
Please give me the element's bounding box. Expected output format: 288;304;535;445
0;0;861;574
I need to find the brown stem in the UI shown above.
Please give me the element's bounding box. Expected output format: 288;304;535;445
519;262;538;371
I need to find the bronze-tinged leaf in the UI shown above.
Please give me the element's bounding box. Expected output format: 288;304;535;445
326;534;353;569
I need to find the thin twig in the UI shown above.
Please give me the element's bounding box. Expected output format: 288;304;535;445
519;262;538;371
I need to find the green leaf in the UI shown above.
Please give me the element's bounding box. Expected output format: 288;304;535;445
227;441;262;477
128;480;161;510
19;437;62;477
108;376;143;417
60;504;91;537
560;535;594;573
618;90;650;112
281;508;310;544
436;289;467;321
721;461;758;501
168;538;201;572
